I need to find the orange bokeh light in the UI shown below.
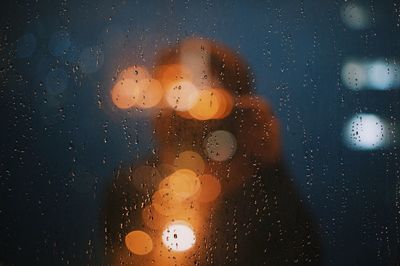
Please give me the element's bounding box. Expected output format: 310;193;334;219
111;79;137;109
213;88;234;119
188;88;221;120
125;230;153;255
164;80;199;111
135;78;164;109
159;169;200;200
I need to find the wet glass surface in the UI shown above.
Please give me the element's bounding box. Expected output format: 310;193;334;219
1;1;399;265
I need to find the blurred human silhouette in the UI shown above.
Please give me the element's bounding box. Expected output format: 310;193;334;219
102;38;321;265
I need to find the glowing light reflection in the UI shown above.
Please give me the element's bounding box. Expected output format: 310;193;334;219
125;230;153;255
162;221;196;252
344;113;391;150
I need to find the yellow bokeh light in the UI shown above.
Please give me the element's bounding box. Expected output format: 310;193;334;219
125;230;153;255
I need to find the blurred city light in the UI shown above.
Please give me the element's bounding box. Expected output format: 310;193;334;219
111;78;138;109
165;80;199;111
366;60;400;90
135;78;164;108
204;130;237;161
341;60;367;90
125;230;153;255
162;221;196;252
158;169;200;200
343;113;391;150
340;3;371;30
342;59;400;90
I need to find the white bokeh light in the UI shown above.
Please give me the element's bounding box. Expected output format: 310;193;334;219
344;113;391;150
162;221;196;252
366;60;399;90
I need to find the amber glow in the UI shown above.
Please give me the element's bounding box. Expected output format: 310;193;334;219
125;230;153;255
176;87;233;120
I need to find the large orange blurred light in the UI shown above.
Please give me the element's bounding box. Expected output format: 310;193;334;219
188;88;221;120
111;79;137;109
164;80;199;111
214;88;234;119
125;230;153;255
